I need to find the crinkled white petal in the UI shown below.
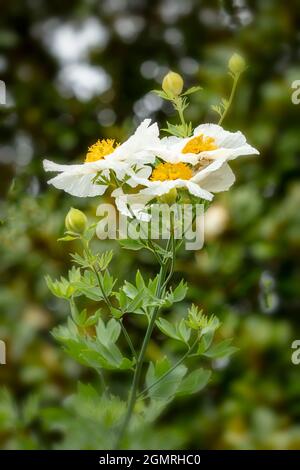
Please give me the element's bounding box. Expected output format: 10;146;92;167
140;180;181;197
111;118;159;164
147;123;258;165
47;172;107;197
194;123;246;147
43;158;120;174
193;123;259;158
43;158;130;197
149;136;198;164
191;157;228;184
198;162;236;193
185;181;214;200
112;188;152;221
139;179;213;201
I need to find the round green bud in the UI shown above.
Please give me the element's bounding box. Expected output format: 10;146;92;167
65;208;87;234
162;71;184;97
228;53;246;75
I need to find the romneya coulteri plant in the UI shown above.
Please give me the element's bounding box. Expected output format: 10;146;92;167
44;53;259;449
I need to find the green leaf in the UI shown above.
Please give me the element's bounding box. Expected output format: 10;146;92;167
156;318;180;341
221;98;229;108
164;280;188;306
145;357;187;400
172;280;188;302
176;368;211;396
45;274;77;300
116;289;128;310
97;250;113;271
81;340;133;370
126;289;146;313
156;317;191;344
122;281;138;299
84;309;101;327
204;338;238;359
211;104;222;116
96;318;121;346
135;270;145;290
80;349;115;369
152;89;172;100
22;393;40;425
186;305;220;333
110;307;123;319
119;238;144;251
143;398;171;422
162;122;188;138
182;85;202;96
70;252;90;268
70;303;86;326
74;285;104;301
103;271;116;296
177;319;191;343
105;318;121;344
58;235;78;242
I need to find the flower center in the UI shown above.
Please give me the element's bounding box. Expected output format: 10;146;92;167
85;139;119;163
182;134;217;154
151;162;193;182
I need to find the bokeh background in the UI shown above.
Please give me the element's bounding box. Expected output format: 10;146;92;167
1;0;300;449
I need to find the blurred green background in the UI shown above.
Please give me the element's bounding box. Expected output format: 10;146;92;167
0;0;300;450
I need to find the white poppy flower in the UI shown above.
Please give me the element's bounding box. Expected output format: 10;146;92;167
113;124;259;220
149;123;258;164
43;119;159;197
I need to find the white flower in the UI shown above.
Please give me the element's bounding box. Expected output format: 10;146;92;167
149;123;259;164
114;124;259;220
43;119;159;197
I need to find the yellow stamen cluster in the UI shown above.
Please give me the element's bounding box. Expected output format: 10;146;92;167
182;134;217;154
151;162;193;182
85;139;119;163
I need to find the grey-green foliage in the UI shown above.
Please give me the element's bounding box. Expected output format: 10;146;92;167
45;225;237;448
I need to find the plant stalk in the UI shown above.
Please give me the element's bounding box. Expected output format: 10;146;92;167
114;236;174;448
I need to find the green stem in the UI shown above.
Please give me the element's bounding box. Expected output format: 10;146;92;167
120;318;138;361
173;97;190;137
218;74;240;126
177;105;185;128
114;235;174;449
161;235;176;292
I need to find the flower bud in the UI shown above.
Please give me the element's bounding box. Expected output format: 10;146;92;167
162;71;184;96
65;208;87;234
228;53;246;75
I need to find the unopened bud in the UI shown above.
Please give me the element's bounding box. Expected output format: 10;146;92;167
162;71;184;97
228;53;246;75
65;207;87;234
